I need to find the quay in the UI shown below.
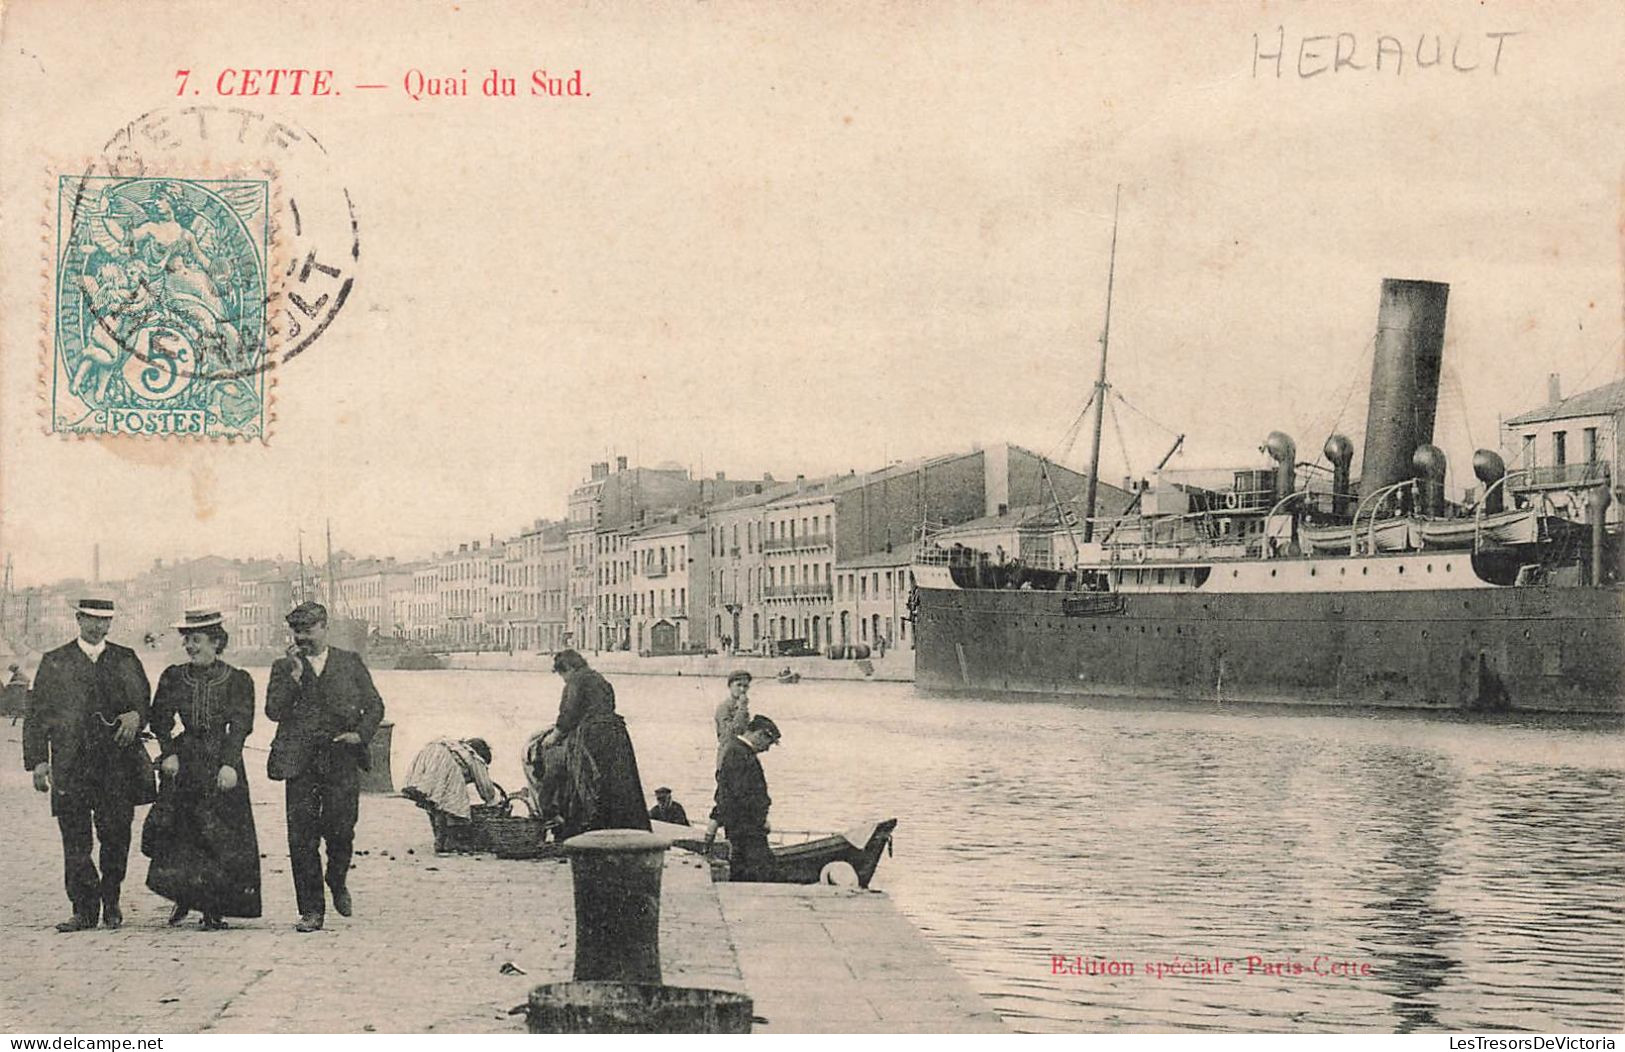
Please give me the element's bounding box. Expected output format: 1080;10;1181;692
434;648;917;684
0;725;1001;1034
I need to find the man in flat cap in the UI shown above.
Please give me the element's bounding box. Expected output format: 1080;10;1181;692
709;714;781;882
266;601;385;932
648;786;689;826
24;598;153;931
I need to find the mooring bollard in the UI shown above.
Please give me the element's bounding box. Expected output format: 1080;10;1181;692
563;829;668;984
361;720;394;793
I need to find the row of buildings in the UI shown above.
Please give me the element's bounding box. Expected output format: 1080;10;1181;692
1;443;1126;658
6;375;1620;659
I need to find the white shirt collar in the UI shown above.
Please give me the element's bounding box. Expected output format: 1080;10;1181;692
308;648;330;676
77;637;107;662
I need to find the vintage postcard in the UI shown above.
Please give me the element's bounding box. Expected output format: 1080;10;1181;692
0;0;1620;1041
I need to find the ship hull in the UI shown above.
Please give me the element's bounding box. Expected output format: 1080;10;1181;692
913;585;1625;714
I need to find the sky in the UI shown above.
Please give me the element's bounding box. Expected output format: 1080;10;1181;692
1;0;1621;587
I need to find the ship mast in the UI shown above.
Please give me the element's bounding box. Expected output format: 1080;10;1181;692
1082;185;1121;543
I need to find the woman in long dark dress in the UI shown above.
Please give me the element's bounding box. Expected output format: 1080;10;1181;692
144;611;262;929
540;649;650;838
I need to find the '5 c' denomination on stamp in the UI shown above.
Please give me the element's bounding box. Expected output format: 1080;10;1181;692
52;174;272;440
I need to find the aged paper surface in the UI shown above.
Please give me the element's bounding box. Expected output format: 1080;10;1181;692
0;0;1621;1037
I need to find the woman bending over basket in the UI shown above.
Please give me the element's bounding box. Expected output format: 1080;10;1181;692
402;737;502;852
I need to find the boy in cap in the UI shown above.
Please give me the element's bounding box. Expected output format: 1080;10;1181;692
714;669;753;769
266;601;385;932
24;598;153;931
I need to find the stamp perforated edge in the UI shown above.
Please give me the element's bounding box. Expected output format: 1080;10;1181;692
38;160;287;444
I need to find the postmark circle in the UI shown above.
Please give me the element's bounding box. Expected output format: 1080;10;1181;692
84;104;359;372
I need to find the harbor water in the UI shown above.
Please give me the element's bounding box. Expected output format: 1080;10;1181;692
238;663;1623;1033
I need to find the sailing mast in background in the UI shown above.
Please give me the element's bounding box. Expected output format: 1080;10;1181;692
1081;185;1121;543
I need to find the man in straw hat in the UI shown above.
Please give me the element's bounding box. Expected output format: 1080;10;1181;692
266;601;385;932
24;598;153;931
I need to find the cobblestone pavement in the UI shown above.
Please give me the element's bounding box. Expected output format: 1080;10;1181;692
0;727;739;1034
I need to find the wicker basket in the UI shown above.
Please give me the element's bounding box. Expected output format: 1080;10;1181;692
472;796;559;860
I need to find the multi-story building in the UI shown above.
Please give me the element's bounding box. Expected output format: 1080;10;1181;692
237;570;294;650
437;541;493;647
483;539;508;647
834;545;916;652
704;482;791;652
1502;375;1622;524
408;563;441;642
624;516;706;654
566;466;608;649
538;522;569;651
762;478;839;651
336;557;415;638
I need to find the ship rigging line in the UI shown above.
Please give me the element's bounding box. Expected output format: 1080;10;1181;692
1111;389;1181;441
1108;397;1135;479
1048;389;1098;465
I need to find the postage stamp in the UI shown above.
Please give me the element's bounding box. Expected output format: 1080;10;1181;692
51;173;273;439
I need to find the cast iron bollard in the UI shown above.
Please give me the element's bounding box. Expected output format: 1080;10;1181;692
563;829;668;984
361;720;394;793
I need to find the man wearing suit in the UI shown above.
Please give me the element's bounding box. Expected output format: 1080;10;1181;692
708;715;781;882
266;601;385;932
23;598;154;931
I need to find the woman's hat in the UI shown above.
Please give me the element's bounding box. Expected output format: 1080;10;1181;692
172;609;225;631
74;598;115;618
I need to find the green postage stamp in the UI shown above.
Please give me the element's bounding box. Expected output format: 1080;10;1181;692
52;174;272;440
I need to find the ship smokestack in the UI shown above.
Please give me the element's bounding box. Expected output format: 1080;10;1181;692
1359;279;1450;501
1324;434;1354;517
1411;444;1447;518
1264;432;1296;503
1472;449;1507;514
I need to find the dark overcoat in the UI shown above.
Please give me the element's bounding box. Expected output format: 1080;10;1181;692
264;647;384;781
22;639;154;815
714;737;771;836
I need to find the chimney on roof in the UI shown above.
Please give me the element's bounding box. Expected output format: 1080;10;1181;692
616;455;628;472
459;543;468;553
1548;373;1562;405
715;471;725;481
763;473;774;482
795;474;805;493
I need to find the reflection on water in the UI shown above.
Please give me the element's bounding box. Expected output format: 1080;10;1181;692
223;661;1624;1033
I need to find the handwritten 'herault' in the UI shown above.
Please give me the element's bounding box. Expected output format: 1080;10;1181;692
1252;28;1522;78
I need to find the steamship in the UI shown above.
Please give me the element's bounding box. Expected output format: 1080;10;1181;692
911;277;1624;714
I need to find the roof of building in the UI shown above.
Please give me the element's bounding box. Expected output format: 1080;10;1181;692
935;503;1053;535
1504;378;1625;426
709;480;805;513
631;516;703;540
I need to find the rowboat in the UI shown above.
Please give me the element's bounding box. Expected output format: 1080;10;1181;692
669;818;898;888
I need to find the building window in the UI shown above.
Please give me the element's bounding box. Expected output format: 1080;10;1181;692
1522;434;1536;467
1554;430;1567;467
1584;427;1599;464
